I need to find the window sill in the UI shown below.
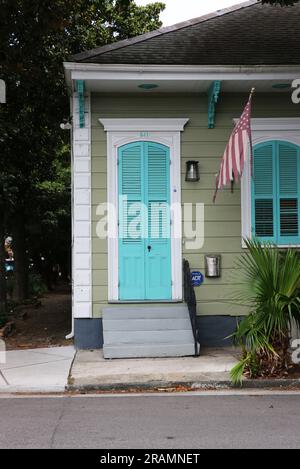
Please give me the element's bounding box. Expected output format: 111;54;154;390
242;240;300;249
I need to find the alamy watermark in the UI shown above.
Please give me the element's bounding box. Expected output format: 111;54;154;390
291;79;300;104
0;79;6;104
291;339;300;365
95;197;205;250
0;339;6;364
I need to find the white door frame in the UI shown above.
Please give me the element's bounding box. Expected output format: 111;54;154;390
99;118;189;301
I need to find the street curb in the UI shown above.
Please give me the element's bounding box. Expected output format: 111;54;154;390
66;378;300;393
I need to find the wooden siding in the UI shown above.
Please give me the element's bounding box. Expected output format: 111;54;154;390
91;92;299;318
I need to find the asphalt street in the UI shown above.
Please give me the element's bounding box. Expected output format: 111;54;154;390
0;392;299;449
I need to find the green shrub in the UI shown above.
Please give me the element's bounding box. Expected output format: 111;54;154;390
230;239;300;385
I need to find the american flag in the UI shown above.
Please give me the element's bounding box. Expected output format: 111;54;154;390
213;89;254;203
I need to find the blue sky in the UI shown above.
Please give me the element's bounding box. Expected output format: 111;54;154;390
135;0;241;26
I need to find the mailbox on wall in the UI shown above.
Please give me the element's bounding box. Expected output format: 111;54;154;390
205;255;221;278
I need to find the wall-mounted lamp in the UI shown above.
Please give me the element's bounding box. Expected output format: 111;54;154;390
185;161;200;182
60;118;72;131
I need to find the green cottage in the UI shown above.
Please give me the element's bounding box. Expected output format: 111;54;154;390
63;0;300;356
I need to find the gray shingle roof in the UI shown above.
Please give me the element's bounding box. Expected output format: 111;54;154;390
71;1;300;65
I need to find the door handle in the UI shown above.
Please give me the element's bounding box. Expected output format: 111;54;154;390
147;245;152;252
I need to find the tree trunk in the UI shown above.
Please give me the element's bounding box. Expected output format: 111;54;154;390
0;207;7;317
13;213;28;302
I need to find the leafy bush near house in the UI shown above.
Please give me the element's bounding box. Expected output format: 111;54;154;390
230;239;300;385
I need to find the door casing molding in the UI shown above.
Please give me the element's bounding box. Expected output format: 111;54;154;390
99;118;189;301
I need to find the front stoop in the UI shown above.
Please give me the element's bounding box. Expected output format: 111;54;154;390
102;306;196;359
67;348;241;391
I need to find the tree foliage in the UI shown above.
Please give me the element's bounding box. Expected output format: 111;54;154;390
0;0;165;299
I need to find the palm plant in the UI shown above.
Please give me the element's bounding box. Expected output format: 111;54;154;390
230;239;300;385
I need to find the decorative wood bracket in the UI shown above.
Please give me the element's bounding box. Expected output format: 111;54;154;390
207;81;221;129
75;80;85;128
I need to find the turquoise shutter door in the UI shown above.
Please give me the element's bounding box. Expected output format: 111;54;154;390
277;142;299;244
145;142;172;300
252;142;277;242
119;143;145;300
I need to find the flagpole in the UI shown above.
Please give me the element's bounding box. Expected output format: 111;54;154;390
250;87;255;97
249;88;255;179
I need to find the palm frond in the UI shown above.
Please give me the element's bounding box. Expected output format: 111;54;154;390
230;239;300;383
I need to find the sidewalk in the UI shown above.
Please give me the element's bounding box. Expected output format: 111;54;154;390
68;347;240;391
0;346;75;393
1;346;299;393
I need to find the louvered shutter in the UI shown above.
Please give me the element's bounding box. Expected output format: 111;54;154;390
252;142;276;242
145;142;172;300
278;142;299;243
119;143;145;300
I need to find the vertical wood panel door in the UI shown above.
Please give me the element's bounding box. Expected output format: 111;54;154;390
118;141;171;300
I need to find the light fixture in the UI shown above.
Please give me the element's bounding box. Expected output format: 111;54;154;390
185;161;200;182
138;83;159;90
60;118;72;130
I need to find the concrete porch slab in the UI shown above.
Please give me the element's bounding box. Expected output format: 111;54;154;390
68;347;240;390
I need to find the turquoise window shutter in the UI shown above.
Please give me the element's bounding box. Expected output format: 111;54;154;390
277;142;299;244
252;142;277;242
252;140;300;245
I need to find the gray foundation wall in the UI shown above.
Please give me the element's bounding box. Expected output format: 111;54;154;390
74;316;240;350
74;319;103;350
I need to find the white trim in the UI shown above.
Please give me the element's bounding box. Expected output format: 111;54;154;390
64;62;300;86
65;63;300;72
72;93;92;318
100;118;189;132
241;118;300;248
101;118;189;301
237;118;300;132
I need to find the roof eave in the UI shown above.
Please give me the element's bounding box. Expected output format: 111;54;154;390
63;62;300;87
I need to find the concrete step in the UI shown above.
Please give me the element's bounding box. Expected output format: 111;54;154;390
103;318;191;332
104;329;194;345
103;343;196;359
102;306;190;320
102;305;196;359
